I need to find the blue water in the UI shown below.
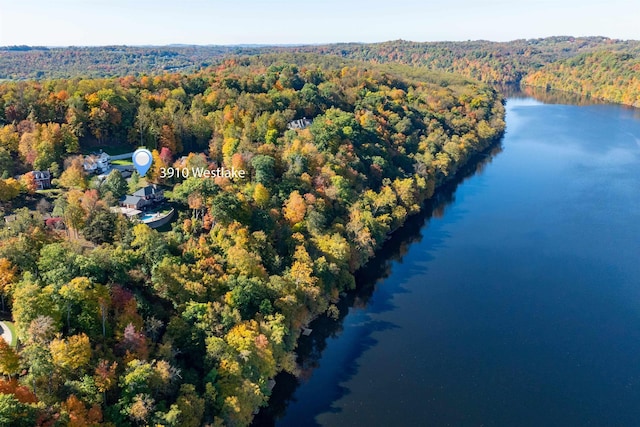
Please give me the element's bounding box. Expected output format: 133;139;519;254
261;97;640;426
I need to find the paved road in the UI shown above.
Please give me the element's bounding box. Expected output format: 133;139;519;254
97;165;135;179
0;321;12;346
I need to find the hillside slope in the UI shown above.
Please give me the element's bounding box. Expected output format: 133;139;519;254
0;55;505;426
523;50;640;107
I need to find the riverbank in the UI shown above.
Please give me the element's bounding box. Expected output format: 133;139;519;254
292;128;505;330
260;96;640;426
254;137;506;425
0;57;508;426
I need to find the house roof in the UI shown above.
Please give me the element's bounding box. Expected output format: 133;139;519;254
85;154;109;166
287;117;313;130
121;195;143;206
32;170;51;180
133;185;160;197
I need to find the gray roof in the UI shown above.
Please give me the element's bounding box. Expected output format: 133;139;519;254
121;195;143;206
133;185;160;197
32;170;51;180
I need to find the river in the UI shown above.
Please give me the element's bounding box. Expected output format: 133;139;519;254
255;94;640;426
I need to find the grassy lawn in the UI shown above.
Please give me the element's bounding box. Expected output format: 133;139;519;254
112;158;133;166
36;188;63;197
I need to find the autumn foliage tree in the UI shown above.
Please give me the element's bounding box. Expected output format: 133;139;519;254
283;191;307;226
0;178;21;202
0;338;19;379
61;395;103;427
0;258;17;312
59;157;87;190
49;333;92;373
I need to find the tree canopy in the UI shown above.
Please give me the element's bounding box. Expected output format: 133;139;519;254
0;54;505;426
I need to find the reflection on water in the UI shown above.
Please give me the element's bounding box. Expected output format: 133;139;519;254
253;143;504;426
496;84;604;106
501;84;640;121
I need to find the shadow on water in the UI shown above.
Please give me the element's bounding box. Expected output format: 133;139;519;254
252;141;505;427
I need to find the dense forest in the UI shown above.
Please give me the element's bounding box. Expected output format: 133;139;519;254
0;46;245;80
0;55;505;425
3;36;640;106
2;37;635;83
288;36;640;84
523;50;640;107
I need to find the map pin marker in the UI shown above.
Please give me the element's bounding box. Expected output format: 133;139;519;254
132;148;153;177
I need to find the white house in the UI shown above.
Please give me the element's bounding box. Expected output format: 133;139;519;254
287;117;313;130
83;152;111;173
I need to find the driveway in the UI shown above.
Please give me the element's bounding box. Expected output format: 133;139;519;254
0;321;13;346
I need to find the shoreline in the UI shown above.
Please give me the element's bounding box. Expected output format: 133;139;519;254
253;132;506;424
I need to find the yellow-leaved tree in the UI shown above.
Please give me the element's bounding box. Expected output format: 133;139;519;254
0;257;17;312
0;337;20;379
50;333;92;373
59;157;87;190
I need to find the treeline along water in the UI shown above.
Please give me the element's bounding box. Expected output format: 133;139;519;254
255;93;640;426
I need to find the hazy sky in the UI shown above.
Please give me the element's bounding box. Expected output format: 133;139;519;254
0;0;638;46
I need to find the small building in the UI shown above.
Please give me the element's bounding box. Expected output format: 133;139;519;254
31;170;51;190
287;117;313;130
83;152;111;174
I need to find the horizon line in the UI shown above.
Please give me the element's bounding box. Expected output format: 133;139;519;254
0;35;631;50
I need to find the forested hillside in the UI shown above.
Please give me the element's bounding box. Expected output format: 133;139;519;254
293;38;640;106
3;36;640;107
0;55;505;426
289;36;640;84
2;37;635;83
0;46;248;80
523;51;640;107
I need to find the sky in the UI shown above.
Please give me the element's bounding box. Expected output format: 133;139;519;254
0;0;638;46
